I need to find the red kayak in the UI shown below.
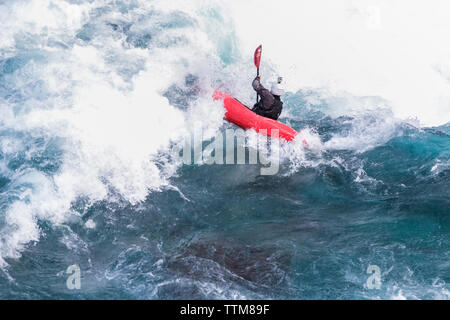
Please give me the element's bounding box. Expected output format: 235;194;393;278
213;90;298;142
213;91;298;141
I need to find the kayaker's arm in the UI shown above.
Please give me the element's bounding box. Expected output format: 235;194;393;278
252;76;274;109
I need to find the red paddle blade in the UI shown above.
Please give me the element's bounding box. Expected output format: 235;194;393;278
254;45;262;68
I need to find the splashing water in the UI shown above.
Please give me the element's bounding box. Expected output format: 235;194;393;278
0;0;449;299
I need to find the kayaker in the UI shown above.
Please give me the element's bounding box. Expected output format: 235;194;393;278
251;75;285;120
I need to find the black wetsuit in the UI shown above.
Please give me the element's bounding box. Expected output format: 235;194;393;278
251;77;283;120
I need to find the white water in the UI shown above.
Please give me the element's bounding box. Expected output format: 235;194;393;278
0;0;448;287
229;0;450;127
0;0;230;266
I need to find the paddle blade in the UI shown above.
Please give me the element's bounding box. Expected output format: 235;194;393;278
254;45;262;68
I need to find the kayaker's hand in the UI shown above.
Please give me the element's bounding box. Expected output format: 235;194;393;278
252;76;261;90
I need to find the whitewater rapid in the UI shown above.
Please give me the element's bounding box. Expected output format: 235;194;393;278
0;0;449;299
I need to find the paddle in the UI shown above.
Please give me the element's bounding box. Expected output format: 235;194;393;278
254;45;262;103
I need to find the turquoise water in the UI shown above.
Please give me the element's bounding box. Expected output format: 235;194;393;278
0;0;449;299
